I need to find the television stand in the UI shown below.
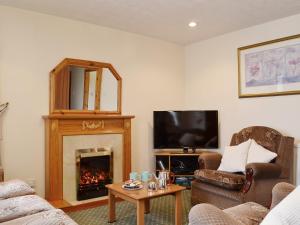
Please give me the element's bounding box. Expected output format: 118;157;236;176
154;150;212;188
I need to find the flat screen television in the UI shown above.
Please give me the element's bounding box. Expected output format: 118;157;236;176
153;111;218;149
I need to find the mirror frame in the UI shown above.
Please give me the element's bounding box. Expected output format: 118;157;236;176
50;58;122;114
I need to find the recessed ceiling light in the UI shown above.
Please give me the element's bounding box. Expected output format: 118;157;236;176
188;21;197;28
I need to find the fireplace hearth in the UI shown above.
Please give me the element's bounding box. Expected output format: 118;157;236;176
76;148;113;201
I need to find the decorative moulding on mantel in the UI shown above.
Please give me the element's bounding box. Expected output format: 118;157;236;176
42;114;134;119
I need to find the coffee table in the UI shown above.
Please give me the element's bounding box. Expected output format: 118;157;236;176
106;183;186;225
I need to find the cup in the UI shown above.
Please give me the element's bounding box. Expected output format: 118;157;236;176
129;172;140;181
147;181;158;192
141;171;152;183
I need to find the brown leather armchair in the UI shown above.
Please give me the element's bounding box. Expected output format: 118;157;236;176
191;126;294;209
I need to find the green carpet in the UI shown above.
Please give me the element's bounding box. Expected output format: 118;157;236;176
68;190;191;225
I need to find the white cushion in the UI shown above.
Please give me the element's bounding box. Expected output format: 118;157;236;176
247;139;277;164
261;185;300;225
218;139;252;173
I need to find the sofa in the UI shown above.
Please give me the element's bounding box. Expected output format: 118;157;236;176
189;182;296;225
0;179;78;225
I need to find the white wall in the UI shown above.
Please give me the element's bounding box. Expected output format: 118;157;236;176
2;5;300;197
0;6;185;196
185;14;300;153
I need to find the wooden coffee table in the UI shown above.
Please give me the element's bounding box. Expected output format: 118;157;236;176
106;183;186;225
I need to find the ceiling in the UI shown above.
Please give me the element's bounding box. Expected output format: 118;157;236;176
1;0;300;45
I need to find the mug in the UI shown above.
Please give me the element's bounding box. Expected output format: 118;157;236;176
147;181;158;191
129;172;140;181
141;171;152;182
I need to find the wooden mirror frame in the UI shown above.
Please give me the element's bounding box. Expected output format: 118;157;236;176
50;58;122;114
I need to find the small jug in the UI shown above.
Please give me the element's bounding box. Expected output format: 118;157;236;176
152;171;175;190
141;171;152;183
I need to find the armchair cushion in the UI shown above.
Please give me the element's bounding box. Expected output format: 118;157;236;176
246;163;281;179
195;169;245;190
247;139;277;164
218;139;252;173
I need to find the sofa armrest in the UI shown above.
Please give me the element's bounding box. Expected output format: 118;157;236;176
189;203;241;225
198;152;222;170
246;163;281;179
270;182;295;209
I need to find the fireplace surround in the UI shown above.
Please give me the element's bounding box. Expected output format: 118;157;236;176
43;114;134;208
43;58;134;209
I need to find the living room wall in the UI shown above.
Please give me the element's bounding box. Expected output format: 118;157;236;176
185;14;300;154
0;6;185;196
2;5;300;197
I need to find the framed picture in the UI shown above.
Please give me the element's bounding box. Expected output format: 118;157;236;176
238;34;300;98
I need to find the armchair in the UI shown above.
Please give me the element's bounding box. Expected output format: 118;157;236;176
191;126;294;209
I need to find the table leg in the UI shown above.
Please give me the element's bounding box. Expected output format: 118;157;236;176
175;191;182;225
108;190;116;223
137;199;145;225
145;199;150;214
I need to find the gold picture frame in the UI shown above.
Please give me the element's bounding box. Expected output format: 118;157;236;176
238;34;300;98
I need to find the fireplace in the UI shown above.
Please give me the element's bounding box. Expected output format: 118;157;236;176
76;148;113;201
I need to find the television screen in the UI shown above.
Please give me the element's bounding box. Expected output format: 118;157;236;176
153;111;218;149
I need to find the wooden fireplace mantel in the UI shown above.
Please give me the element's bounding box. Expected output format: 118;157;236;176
43;114;134;207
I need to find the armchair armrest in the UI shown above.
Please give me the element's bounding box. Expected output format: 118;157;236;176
246;163;281;179
198;152;222;170
189;203;240;225
242;163;281;194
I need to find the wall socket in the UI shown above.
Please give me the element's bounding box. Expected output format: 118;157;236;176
27;179;36;188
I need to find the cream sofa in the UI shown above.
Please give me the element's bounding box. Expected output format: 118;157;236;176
189;182;296;225
0;179;77;225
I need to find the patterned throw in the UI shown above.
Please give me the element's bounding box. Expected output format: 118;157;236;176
68;190;191;225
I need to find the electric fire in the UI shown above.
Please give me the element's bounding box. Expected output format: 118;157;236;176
76;148;113;201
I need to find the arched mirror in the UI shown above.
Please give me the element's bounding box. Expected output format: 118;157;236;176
50;58;121;114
